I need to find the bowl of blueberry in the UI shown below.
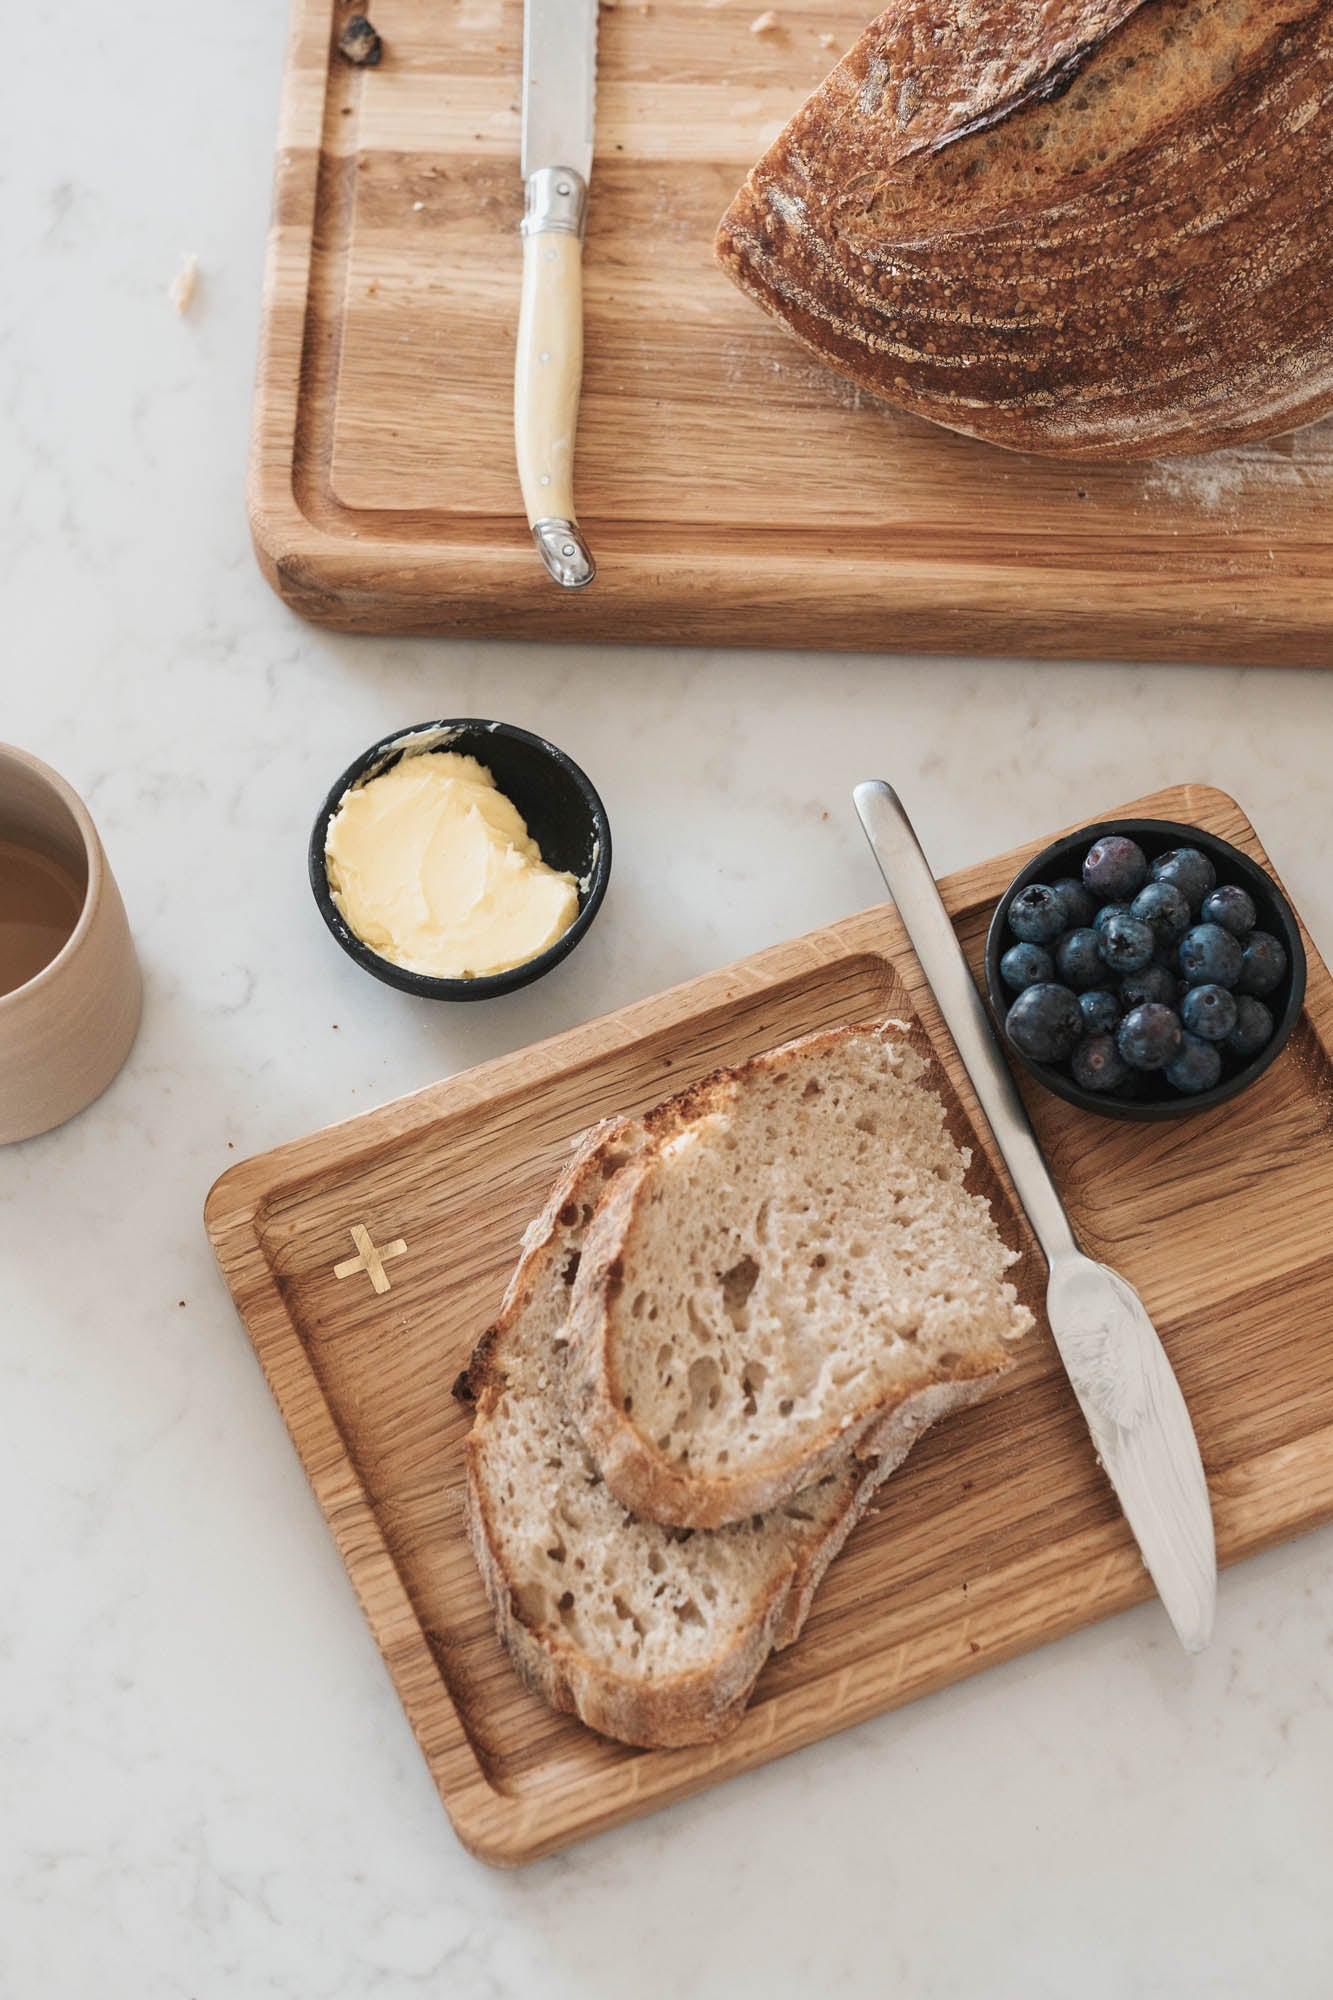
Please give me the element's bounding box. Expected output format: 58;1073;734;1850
985;819;1306;1119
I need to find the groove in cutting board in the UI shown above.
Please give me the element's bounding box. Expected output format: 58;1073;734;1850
249;0;1333;661
206;786;1333;1863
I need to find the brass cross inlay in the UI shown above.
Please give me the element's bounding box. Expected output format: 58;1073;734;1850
333;1223;408;1295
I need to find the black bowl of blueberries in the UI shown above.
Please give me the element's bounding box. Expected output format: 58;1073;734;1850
984;819;1306;1120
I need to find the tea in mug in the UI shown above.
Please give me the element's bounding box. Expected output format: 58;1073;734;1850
0;839;85;998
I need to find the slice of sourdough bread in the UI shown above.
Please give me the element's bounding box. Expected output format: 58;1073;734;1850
463;1113;937;1748
565;1024;1032;1530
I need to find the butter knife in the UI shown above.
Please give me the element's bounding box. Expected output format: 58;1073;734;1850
854;780;1217;1653
516;0;598;589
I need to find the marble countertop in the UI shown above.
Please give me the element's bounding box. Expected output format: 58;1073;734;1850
5;2;1332;1992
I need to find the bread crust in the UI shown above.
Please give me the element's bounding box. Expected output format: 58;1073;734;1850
715;0;1333;459
564;1024;1024;1530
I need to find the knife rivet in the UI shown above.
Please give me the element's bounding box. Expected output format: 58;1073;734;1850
562;543;577;558
557;180;570;195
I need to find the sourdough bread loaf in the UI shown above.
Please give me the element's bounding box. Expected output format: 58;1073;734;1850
715;0;1333;458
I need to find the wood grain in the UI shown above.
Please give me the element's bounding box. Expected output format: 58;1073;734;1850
205;785;1333;1864
248;0;1333;661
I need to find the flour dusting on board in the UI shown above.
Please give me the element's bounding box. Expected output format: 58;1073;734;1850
1140;422;1330;517
721;335;881;416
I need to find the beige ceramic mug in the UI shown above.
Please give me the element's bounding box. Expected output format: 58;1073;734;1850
0;744;142;1144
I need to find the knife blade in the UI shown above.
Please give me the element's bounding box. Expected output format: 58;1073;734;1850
853;780;1217;1653
515;0;599;589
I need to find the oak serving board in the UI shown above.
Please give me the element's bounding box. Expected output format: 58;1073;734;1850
207;786;1333;1864
249;0;1333;664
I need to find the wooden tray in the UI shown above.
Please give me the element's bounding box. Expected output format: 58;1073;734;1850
249;0;1333;664
206;785;1333;1864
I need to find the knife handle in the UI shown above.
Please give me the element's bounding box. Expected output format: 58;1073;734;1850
515;167;595;590
853;781;1079;1269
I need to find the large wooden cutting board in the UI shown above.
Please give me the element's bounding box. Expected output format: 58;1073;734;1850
250;0;1333;663
206;786;1333;1864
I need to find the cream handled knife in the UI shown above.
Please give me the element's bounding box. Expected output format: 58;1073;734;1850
854;781;1217;1654
516;0;598;589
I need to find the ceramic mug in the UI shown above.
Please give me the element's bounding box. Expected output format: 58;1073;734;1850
0;744;142;1144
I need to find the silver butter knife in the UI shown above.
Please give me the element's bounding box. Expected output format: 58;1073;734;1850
854;780;1217;1653
516;0;598;589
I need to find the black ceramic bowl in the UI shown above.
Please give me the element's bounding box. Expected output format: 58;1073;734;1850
309;720;611;1000
984;817;1306;1120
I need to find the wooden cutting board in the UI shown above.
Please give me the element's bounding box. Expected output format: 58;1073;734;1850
250;0;1333;664
206;784;1333;1864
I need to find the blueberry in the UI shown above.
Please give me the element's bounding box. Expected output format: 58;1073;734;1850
1119;963;1177;1010
1150;847;1217;912
1165;1032;1223;1095
1180;983;1238;1043
1071;1034;1131;1093
1130;880;1191;949
1178;923;1244;989
1117;1003;1184;1071
1097;912;1156;974
1055;927;1106;991
1078;989;1122;1037
1226;995;1275;1058
1005;984;1083;1063
1237;930;1288;996
1007;883;1066;945
1051;876;1096;929
1000;942;1055;992
1092;901;1131;936
1201;884;1257;936
1083;835;1149;901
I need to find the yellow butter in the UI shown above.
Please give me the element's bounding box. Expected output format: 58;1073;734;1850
325;750;579;980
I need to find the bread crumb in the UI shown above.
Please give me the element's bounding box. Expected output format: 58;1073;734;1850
818;30;836;46
411;199;424;211
750;7;778;29
338;13;382;65
168;253;198;316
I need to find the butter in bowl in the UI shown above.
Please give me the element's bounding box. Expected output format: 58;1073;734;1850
309;721;611;999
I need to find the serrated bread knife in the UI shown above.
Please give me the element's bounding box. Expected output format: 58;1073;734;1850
516;0;598;588
854;781;1217;1654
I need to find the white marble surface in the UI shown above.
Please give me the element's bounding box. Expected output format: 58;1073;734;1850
5;4;1333;1993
